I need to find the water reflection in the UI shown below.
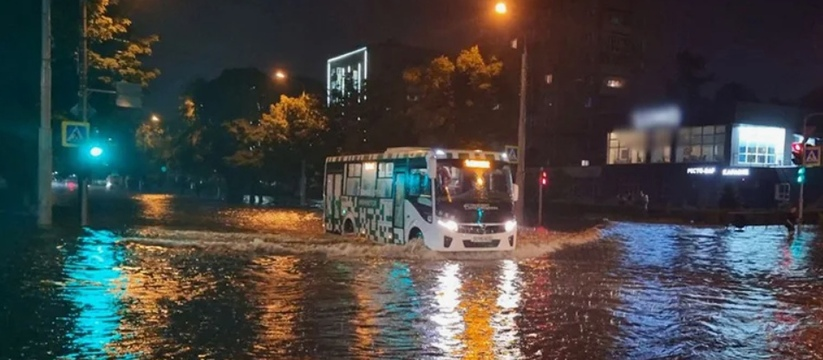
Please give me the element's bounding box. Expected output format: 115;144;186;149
250;256;303;357
492;260;523;359
62;229;129;358
9;218;823;359
431;262;465;357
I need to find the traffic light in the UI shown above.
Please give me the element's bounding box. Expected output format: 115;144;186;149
540;170;548;187
792;142;805;165
797;167;806;184
89;146;103;157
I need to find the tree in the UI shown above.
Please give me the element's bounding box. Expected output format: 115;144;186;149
227;94;327;206
50;0;161;179
404;46;510;147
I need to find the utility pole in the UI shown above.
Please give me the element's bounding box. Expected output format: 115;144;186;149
38;0;53;226
79;0;90;226
798;112;823;229
515;35;528;225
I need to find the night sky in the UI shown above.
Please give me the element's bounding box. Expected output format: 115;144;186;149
129;0;823;115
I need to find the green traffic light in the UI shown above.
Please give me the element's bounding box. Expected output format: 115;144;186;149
89;146;103;157
798;167;806;184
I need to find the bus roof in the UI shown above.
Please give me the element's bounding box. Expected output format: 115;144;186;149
325;148;511;163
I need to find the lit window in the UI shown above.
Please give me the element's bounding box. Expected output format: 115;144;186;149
605;77;625;89
676;125;726;163
733;125;786;167
607;130;646;165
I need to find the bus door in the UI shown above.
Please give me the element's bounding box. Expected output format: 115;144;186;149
325;173;344;230
393;172;406;242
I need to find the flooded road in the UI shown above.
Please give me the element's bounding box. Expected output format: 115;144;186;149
3;194;823;359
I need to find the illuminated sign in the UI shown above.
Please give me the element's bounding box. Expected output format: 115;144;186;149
631;104;682;129
464;160;491;169
687;167;751;176
686;167;716;175
722;168;750;177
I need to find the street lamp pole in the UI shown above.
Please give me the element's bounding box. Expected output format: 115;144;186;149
38;0;53;226
798;112;823;228
515;35;528;225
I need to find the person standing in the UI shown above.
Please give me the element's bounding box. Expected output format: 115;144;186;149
785;207;798;234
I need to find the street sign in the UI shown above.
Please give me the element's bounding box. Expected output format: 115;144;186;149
505;145;519;164
61;121;89;148
805;146;821;167
115;81;143;109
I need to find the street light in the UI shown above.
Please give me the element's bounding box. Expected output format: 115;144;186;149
274;70;287;80
150;114;160;123
495;1;528;225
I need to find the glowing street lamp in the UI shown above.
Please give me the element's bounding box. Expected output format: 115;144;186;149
150;114;160;123
274;70;287;81
495;2;508;14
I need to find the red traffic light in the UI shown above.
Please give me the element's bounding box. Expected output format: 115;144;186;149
540;171;548;186
792;142;805;165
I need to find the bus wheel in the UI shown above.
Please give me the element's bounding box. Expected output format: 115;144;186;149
409;228;423;242
343;219;355;235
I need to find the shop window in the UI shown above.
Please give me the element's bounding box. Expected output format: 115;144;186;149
733;125;786;167
676;126;726;163
607;131;646;164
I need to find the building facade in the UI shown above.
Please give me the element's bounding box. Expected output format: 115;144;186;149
545;102;821;210
527;0;651;167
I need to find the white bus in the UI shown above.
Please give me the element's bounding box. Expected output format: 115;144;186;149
323;147;518;251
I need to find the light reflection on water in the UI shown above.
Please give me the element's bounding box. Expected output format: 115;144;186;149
5;222;823;359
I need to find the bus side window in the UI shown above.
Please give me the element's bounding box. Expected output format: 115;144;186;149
407;169;431;207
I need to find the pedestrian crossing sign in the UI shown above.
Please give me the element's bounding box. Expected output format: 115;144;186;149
61;121;90;148
805;146;821;167
505;145;519;164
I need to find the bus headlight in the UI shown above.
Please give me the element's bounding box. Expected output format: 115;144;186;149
438;219;458;232
505;220;517;232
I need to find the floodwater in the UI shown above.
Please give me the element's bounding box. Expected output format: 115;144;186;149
3;193;823;359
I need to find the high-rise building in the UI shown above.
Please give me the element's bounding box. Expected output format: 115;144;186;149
527;0;651;167
326;41;435;104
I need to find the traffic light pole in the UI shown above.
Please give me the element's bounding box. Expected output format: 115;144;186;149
538;167;543;227
79;0;89;226
515;34;527;226
38;0;53;227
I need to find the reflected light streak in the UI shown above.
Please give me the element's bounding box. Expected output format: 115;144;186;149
351;263;381;359
134;194;173;221
63;230;130;358
110;246;207;357
493;260;523;359
460;269;497;359
252;256;303;356
431;263;465;356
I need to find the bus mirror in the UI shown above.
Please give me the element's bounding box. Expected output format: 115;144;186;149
512;184;519;202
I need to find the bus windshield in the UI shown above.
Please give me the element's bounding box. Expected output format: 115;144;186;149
434;159;513;203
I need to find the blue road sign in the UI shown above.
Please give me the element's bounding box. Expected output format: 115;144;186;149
505;145;519;164
62;121;90;148
805;146;821;167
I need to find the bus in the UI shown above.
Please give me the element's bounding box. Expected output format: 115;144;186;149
323;147;518;251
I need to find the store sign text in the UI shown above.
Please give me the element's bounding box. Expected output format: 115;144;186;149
686;167;750;177
686;167;716;175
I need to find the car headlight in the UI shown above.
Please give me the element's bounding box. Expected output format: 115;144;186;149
438;219;458;232
505;220;517;232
